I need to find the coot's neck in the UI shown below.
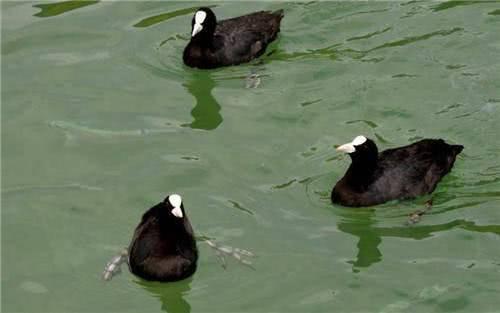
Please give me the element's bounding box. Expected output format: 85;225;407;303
161;216;197;259
159;215;190;235
345;151;379;189
190;32;215;49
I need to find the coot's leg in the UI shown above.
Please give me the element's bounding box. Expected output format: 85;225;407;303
203;239;256;270
245;69;261;89
214;250;227;270
102;248;129;281
406;199;433;225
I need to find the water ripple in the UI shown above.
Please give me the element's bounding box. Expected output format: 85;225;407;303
432;1;493;12
300;99;322;107
368;27;463;52
345;119;379;128
48;120;179;139
266;27;464;64
2;183;103;194
272;178;298;190
227;200;254;216
346;27;392;42
133;5;216;28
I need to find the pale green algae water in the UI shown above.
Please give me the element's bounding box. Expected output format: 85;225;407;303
2;1;500;312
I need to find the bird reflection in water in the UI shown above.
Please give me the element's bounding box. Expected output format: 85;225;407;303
337;208;500;272
184;71;222;130
136;278;193;313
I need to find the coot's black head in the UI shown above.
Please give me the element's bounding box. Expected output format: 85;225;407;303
162;194;186;221
336;135;378;164
190;8;217;39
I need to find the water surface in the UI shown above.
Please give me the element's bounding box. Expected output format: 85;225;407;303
2;1;500;312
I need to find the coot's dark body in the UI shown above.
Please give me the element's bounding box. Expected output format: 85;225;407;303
332;137;463;207
128;195;198;282
183;8;284;69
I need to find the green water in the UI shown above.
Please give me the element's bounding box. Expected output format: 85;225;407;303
2;1;500;312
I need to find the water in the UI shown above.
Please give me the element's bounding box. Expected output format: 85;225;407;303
2;1;500;312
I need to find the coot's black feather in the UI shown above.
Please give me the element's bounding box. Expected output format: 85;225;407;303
183;7;284;69
331;137;463;207
128;195;198;282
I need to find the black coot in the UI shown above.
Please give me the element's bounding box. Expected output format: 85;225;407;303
183;7;284;69
128;194;198;281
331;136;463;207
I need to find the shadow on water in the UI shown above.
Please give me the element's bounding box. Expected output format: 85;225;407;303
33;0;99;17
183;71;223;131
337;210;500;271
136;278;193;313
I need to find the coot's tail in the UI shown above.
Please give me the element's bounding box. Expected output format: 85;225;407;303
266;9;284;41
451;144;464;156
273;9;285;19
442;143;463;175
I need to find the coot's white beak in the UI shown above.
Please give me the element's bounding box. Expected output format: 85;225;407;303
336;143;356;154
192;23;203;37
337;135;366;153
171;206;183;218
